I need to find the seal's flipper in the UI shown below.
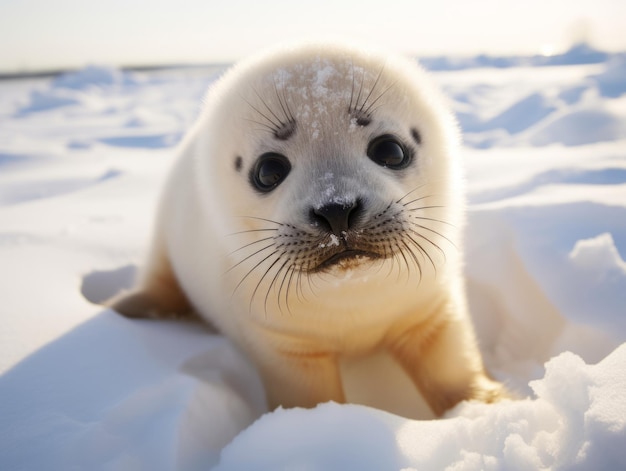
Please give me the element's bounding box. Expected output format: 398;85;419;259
107;289;197;321
107;239;196;321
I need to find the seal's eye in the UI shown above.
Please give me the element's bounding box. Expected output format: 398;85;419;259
251;153;291;192
367;135;411;170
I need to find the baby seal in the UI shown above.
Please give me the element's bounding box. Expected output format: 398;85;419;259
110;40;508;416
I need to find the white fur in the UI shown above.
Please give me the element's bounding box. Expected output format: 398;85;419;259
112;40;507;416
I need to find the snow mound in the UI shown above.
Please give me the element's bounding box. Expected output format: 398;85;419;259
526;106;626;146
569;232;626;273
564;233;626;334
214;345;626;470
18;89;83;113
483;92;558;134
0;313;266;470
591;55;626;98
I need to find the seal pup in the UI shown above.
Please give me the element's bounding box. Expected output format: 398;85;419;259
110;40;508;416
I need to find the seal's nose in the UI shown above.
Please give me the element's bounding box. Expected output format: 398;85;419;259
309;199;363;235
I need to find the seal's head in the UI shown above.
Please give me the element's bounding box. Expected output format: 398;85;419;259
193;41;463;318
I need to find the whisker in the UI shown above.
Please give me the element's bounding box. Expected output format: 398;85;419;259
375;201;394;218
395;241;412;283
401;239;423;282
371;241;392;278
396;184;430;204
405;233;436;274
296;268;307;305
305;267;317;299
362;103;385;118
282;85;296;124
269;258;292;316
227;236;276;256
242;95;282;132
410;215;456;228
233;249;280;298
408;226;447;264
406;205;445;212
242;117;279;134
249;253;285;314
401;195;434;207
284;265;299;315
409;221;456;249
306;261;324;292
362;80;396;117
225;243;275;275
358;65;385;114
273;75;295;126
235;216;286;227
253;87;284;129
354;67;366;113
228;228;279;237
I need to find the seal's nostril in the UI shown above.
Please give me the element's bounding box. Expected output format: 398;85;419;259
310;199;363;235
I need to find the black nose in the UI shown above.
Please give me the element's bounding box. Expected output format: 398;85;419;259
309;199;363;235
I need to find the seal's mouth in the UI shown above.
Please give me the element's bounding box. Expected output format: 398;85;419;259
314;249;380;272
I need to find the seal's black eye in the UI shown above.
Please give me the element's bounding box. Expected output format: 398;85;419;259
367;135;411;170
251;152;291;192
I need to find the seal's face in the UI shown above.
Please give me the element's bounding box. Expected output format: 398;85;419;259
201;45;461;316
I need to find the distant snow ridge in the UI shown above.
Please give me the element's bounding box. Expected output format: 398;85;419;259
420;42;612;71
545;42;610;66
11;64;186;149
52;65;140;90
17;65;140;115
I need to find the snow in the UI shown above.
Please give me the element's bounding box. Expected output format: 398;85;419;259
216;346;626;470
1;46;625;470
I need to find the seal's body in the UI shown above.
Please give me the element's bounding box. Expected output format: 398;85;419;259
111;41;507;416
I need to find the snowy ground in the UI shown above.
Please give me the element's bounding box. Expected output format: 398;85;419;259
1;48;625;470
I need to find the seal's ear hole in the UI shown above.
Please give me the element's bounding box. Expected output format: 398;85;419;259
367;135;412;170
234;156;243;172
250;152;291;192
411;128;422;145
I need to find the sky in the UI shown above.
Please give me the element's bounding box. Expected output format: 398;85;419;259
0;0;625;73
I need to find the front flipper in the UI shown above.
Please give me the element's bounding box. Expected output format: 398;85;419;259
106;240;197;321
107;288;198;321
389;301;510;416
246;330;346;410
